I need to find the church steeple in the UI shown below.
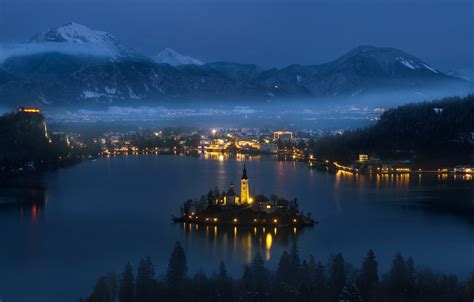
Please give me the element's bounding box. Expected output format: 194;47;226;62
240;164;250;204
242;164;248;180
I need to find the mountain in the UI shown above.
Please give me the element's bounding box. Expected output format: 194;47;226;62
256;46;453;97
0;36;473;106
153;48;203;66
446;69;474;83
27;22;135;59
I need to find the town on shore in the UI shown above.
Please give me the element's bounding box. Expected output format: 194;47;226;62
1;95;474;178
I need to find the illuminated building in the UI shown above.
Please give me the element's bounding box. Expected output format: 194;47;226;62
240;164;250;204
359;154;369;162
223;165;252;206
273;131;293;141
17;107;41;114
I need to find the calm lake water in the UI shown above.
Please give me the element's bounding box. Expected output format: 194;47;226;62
0;154;473;302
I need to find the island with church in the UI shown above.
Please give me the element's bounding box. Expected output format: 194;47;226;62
173;165;316;227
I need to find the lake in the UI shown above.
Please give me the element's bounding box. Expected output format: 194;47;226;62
0;154;473;302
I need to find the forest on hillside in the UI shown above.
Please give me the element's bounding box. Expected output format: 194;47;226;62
312;95;474;167
82;242;474;302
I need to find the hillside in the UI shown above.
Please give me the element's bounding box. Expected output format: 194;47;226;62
0;23;473;106
0;109;68;164
313;95;474;166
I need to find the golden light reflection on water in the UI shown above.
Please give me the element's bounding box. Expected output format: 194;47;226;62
181;223;300;263
265;232;272;261
202;152;261;162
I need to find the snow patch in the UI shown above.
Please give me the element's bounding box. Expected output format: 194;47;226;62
82;90;106;99
153;48;203;66
397;57;417;70
423;64;438;73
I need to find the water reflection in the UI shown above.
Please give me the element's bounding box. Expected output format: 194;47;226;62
0;175;47;222
180;222;305;262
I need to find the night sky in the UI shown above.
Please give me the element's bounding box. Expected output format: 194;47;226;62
0;0;473;70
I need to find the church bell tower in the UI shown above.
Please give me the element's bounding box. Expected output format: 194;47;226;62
240;164;250;204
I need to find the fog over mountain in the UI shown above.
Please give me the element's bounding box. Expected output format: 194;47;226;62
0;22;472;108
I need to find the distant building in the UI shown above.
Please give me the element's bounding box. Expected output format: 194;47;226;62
17;107;41;114
273;131;293;141
359;154;369;162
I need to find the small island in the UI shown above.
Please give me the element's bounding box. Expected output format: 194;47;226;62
173;165;316;227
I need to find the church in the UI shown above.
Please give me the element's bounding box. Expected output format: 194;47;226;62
223;164;252;206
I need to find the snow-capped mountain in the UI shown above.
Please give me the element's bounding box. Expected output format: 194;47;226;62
0;22;135;64
0;43;472;106
153;48;203;66
27;22;134;58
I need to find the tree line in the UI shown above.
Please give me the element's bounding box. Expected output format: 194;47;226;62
82;242;474;302
312;94;474;167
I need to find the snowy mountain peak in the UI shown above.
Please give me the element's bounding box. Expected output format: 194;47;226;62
30;22;114;44
153;48;203;66
338;45;440;74
26;22;133;58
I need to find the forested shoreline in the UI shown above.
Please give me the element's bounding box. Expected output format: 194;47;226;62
312;95;474;167
82;242;474;302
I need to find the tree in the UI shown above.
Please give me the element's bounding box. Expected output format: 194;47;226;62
357;249;379;300
251;252;267;301
289;241;302;276
86;276;114;302
406;256;417;299
277;251;291;284
308;256;327;298
464;272;474;301
339;282;363;302
328;253;346;299
119;262;135;302
166;241;188;289
136;257;155;302
387;252;408;300
216;261;232;301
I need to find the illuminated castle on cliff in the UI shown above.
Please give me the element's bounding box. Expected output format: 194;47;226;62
223;164;253;206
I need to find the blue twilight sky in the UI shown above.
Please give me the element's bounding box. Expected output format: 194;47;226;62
0;0;473;70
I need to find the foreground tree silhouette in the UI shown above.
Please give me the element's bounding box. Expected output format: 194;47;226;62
216;261;233;301
328;253;346;299
119;262;135;302
135;257;155;302
83;241;474;302
166;241;188;290
357;249;379;301
85;276;114;302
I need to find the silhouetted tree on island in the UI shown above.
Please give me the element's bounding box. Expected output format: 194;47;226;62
83;243;473;302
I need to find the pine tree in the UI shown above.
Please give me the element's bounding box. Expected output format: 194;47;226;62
86;276;113;302
406;256;417;299
119;262;135;302
277;251;291;284
136;257;155;302
328;253;346;299
166;241;188;289
388;252;408;299
357;249;379;300
216;261;232;301
251;252;267;301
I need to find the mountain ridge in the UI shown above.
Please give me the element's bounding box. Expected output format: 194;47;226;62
0;22;472;106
